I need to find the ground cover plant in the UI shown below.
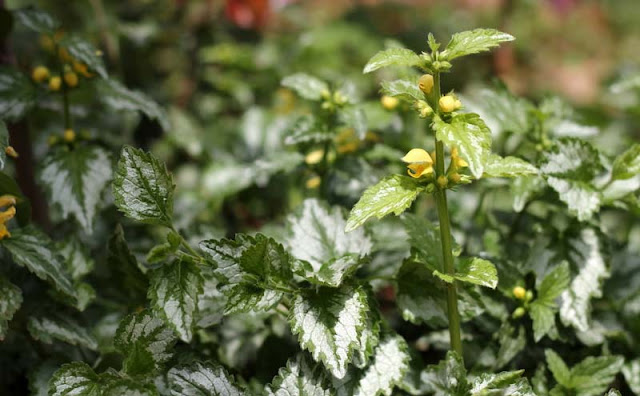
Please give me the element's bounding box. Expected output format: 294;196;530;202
0;2;639;395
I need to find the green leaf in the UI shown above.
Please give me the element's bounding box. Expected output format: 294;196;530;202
440;29;514;61
380;78;424;102
559;229;609;332
470;371;535;396
0;276;22;339
363;48;422;73
13;7;59;33
267;354;332;396
611;144;640;181
49;362;101;396
333;334;410;396
483;154;538;178
546;177;601;222
571;355;624;396
346;175;425;232
281;73;329;101
422;351;470;396
293;255;362;288
622;359;640;395
288;199;372;284
545;350;572;388
59;35;107;79
339;107;367;139
97;79;170;130
102;379;158;396
0;66;37;121
200;233;293;314
27;315;98;350
41;146;112;232
433;113;492;179
0;121;9;170
289;284;369;379
149;257;203;342
284;115;332;145
454;257;498;288
540;138;602;180
107;225;149;303
465;87;532;136
1;227;76;299
530;262;570;342
114;310;177;375
113;145;174;226
167;361;244;396
57;238;94;280
495;323;526;369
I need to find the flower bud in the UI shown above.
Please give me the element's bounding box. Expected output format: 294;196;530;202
439;95;456;113
49;76;62;91
454;99;462;110
305;149;325;165
64;72;79;88
513;286;526;300
448;173;461;184
418;74;434;95
419;106;433;118
48;135;59;146
72;61;92;78
512;307;526;319
32;66;50;83
63;129;76;143
305;176;321;189
437;175;448;189
4;146;18;159
525;290;534;302
381;95;399;110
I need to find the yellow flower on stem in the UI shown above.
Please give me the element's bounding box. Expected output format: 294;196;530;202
451;146;468;168
401;148;433;178
0;195;16;208
0;195;17;240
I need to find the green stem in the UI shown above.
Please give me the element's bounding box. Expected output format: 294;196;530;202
62;87;71;130
432;71;463;358
171;226;202;258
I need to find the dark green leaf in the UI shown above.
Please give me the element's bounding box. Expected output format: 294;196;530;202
113;145;174;226
0;66;37;121
289;284;369;379
346;175;425;232
2;226;76;299
495;323;526;369
49;362;101;396
98;79;169;130
41;146;112;232
470;371;535;396
200;233;293;314
441;29;514;61
363;48;422;73
149;257;203;342
0;276;22;339
333;334;410;396
114;310;177;375
167;361;244;396
570;356;623;396
433;113;492;179
13;7;59;33
0;121;9;170
421;351;470;396
267;354;332;396
289;199;371;285
27;315;97;350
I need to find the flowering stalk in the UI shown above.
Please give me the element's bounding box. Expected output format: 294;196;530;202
431;71;463;357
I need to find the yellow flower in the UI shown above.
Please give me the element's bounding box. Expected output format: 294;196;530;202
5;146;18;159
439;95;456;113
0;195;17;240
402;148;433;178
72;61;93;78
381;95;399;110
418;74;434;95
0;195;16;208
451;147;468;168
305;149;324;165
32;66;50;83
49;76;62;91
